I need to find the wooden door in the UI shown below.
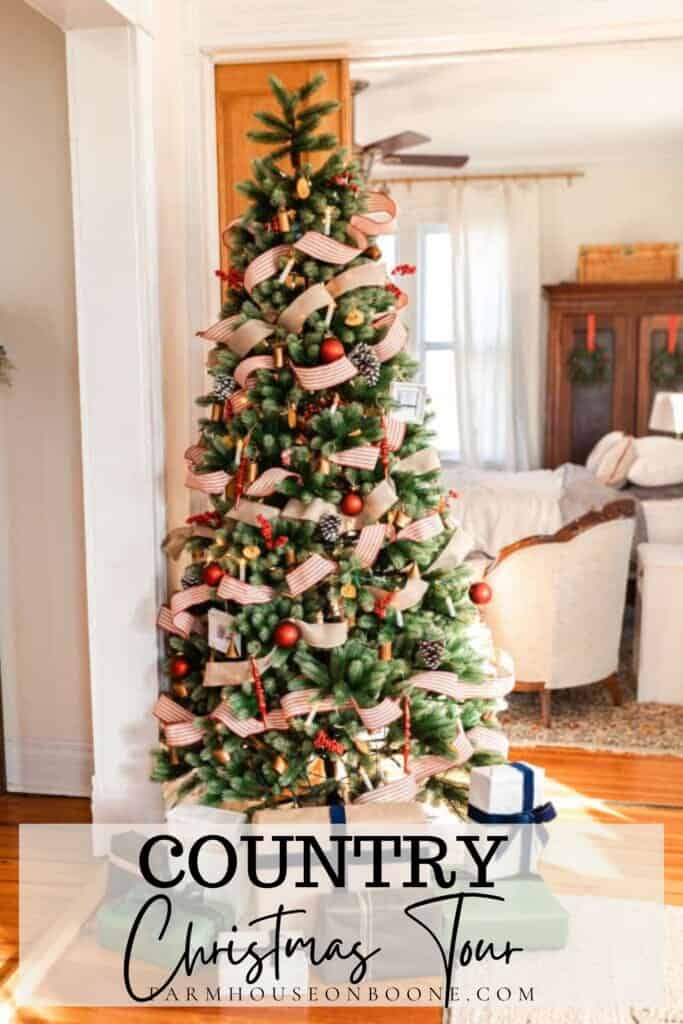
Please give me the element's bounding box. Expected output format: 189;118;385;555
215;60;351;277
636;315;683;435
554;313;634;465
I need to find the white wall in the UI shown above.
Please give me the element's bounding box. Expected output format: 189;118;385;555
539;161;683;283
0;0;91;794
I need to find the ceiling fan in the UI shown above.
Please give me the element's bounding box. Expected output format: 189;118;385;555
351;79;469;180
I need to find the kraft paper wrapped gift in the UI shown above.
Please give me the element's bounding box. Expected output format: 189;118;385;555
467;762;557;879
247;802;428;926
440;875;569;951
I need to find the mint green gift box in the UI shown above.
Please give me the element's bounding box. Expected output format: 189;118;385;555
441;875;569;951
96;885;232;969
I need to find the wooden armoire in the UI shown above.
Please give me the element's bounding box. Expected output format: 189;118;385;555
544;282;683;467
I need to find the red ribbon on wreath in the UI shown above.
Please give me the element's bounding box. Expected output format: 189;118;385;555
667;314;679;355
586;314;596;354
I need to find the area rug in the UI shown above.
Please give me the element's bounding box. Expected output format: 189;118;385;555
446;905;682;1024
500;607;683;756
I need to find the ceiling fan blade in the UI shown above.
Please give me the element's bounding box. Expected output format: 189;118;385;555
360;131;430;158
382;153;470;168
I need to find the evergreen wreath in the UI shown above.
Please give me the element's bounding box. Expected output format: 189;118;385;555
567;343;609;385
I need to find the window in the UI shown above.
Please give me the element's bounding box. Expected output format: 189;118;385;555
418;225;460;461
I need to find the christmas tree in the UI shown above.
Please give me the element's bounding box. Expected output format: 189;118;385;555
153;75;511;814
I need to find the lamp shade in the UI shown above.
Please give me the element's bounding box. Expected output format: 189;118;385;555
649;392;683;434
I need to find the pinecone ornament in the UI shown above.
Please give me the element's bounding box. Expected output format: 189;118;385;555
349;343;381;387
418;639;445;670
212;374;239;401
319;512;343;546
181;563;205;589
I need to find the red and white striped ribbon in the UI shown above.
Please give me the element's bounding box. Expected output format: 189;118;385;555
217;575;276;605
354;734;473;805
466;724;509;757
280;689;342;718
329;446;380;470
154;695;205;748
354;524;386;567
196;314;242;344
211;701;288;738
292;356;357;391
286;554;337;597
326;261;387;299
385;416;406;452
184;443;205;467
234;354;275;389
170;585;213;615
353;697;402;731
397;513;444;543
185;469;231;495
293;232;362;265
245;467;298;498
244;244;290;294
373;314;407;362
409;671;461;700
409;670;515;702
157;606;197;639
350;191;398;240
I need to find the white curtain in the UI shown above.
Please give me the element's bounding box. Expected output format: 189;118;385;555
448;181;542;470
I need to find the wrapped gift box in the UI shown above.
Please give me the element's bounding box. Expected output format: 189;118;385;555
217;929;308;991
248;802;427;926
96;884;231;969
441;875;569;951
166;802;249;919
467;762;556;879
315;889;443;982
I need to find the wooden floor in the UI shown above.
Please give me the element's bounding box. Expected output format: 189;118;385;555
1;745;681;1023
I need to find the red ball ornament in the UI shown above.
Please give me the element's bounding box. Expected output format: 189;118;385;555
341;492;364;516
320;337;345;363
170;656;190;680
469;581;492;606
274;620;301;648
203;561;224;587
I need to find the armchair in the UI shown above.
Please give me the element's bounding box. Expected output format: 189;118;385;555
481;500;636;727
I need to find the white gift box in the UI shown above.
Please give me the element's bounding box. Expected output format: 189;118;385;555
217;929;308;992
467;762;551;880
165;803;249;918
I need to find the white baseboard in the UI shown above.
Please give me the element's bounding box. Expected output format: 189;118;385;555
5;739;93;797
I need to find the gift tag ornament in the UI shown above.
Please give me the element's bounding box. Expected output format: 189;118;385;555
320;337;345;363
469;581;492;605
274;620;301;648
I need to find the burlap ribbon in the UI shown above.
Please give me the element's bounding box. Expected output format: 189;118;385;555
424;527;475;574
203;650;276;687
278;283;333;333
162;524;215;560
227;500;279;525
395;447;441;475
371;571;429;613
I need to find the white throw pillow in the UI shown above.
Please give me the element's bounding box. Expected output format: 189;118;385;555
585;430;624;474
593;435;636;488
640;498;683;543
628;436;683;487
448;486;562;556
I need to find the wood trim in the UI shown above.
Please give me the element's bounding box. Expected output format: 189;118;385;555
543;281;683;313
487;499;636;573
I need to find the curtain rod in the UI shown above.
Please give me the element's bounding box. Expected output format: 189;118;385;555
373;170;585;186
